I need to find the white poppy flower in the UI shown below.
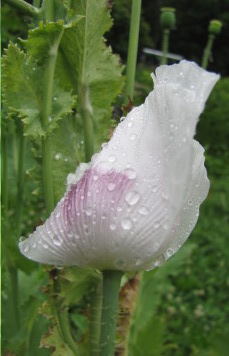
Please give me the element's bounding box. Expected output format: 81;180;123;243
19;61;219;271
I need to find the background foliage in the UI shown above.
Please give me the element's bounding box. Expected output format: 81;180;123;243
2;0;229;355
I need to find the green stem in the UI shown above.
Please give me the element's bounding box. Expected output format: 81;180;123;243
9;267;20;329
15;123;26;231
99;271;123;356
79;85;94;162
2;137;9;212
41;29;64;214
57;308;79;354
202;34;215;69
125;0;142;103
4;0;40;17
161;29;170;65
90;279;103;356
43;0;54;22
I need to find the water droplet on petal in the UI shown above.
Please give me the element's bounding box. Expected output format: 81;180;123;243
124;168;137;180
53;235;63;246
127;122;133;128
107;182;116;192
154;255;165;266
32;242;37;249
86;207;93;216
166;248;174;257
121;218;132;230
154;221;160;229
110;222;116;231
19;236;26;242
152;185;158;193
93;174;99;181
102;142;108;149
138;206;149;216
108;155;116;163
130;134;137;141
23;244;30;253
125;191;140;206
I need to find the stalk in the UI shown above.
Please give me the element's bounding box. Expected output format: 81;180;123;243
79;85;94;162
161;29;170;65
4;0;40;17
202;34;215;69
124;0;142;103
99;271;123;356
41;29;64;214
2;137;9;212
90;279;103;356
9;267;20;330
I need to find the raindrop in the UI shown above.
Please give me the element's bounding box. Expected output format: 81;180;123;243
166;248;174;257
23;244;30;253
124;168;137;180
19;236;26;242
86;207;93;216
188;200;193;206
108;155;117;163
154;221;160;229
121;218;132;230
154;255;165;266
152;185;158;193
42;241;49;249
32;242;37;249
127;122;133;128
138;206;149;216
56;212;61;218
120;116;125;122
53;235;63;246
93;174;99;181
102;142;108;149
130;134;137;141
125;191;140;206
110;222;116;231
107;182;116;192
117;206;122;212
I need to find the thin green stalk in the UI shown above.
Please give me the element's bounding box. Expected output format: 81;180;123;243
125;0;142;103
99;271;123;356
43;0;54;22
202;34;215;69
57;308;79;354
79;85;94;162
41;29;64;214
2;137;9;212
161;29;170;65
4;0;40;17
9;267;20;329
15;124;26;230
90;279;103;356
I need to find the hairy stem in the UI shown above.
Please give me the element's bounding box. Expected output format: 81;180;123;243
161;29;170;65
90;279;103;356
99;271;123;356
202;34;215;69
41;29;64;214
125;0;142;102
2;137;9;212
4;0;40;17
79;85;94;162
9;267;20;329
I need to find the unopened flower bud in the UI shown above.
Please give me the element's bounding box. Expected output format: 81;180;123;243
160;7;176;30
208;19;222;36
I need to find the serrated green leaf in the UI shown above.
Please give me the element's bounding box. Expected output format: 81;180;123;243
56;0;124;150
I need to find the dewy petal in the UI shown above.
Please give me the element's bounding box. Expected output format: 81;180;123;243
19;61;219;271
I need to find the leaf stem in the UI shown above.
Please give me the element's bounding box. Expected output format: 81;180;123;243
90;279;103;356
41;29;64;214
99;270;123;356
43;0;54;22
9;267;20;329
125;0;142;102
161;29;170;65
79;85;94;162
202;34;215;69
4;0;40;17
2;137;9;212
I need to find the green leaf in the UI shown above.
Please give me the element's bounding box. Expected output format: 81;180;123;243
56;0;124;150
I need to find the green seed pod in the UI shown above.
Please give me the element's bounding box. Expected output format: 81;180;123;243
160;7;176;30
208;20;223;36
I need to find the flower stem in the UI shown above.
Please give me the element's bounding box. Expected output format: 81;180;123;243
41;29;64;214
99;270;123;356
90;279;103;356
124;0;142;103
2;137;9;212
161;29;170;65
9;267;20;329
79;85;94;162
202;34;215;69
4;0;40;17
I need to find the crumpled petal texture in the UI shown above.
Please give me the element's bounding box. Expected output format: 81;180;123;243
19;61;219;271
